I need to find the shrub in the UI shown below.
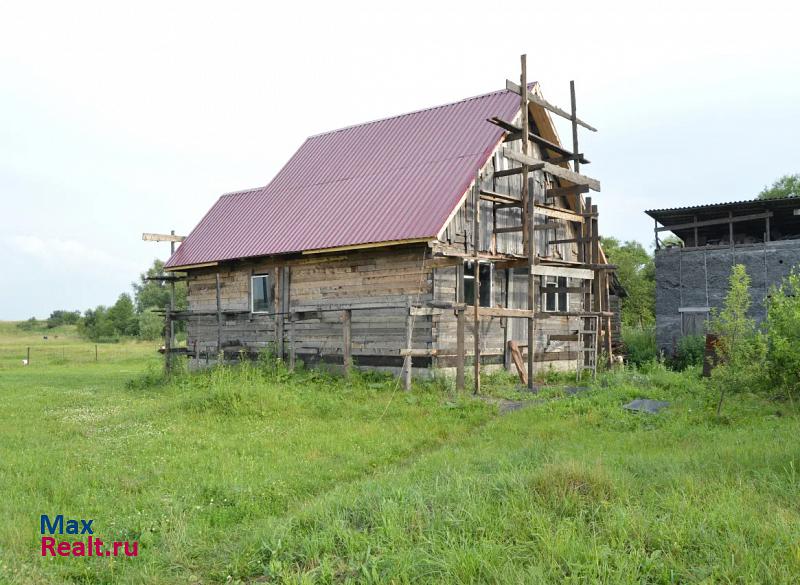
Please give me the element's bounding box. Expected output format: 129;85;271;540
764;269;800;402
669;334;705;371
138;308;164;341
622;326;656;366
708;264;767;415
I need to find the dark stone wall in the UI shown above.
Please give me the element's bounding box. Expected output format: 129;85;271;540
655;240;800;353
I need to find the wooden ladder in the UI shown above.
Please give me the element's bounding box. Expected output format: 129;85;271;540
577;314;599;380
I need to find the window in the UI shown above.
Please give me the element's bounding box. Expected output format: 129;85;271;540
543;276;568;312
464;261;492;307
251;274;274;313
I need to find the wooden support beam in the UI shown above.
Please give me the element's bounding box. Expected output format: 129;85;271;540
654;211;773;233
505;79;597;132
533;222;561;231
490;117;591;165
399;348;438;357
504;147;601;191
472;181;481;395
548;237;589;245
215;273;222;354
541;286;588;294
550;333;580;342
456;307;465;391
288;313;296;371
479;189;521;205
403;306;413;391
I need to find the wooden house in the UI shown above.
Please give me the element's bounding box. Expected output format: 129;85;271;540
165;69;617;388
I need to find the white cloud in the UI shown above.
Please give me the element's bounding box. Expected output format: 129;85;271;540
5;235;137;274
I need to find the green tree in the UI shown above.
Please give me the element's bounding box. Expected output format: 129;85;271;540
132;259;187;313
78;306;116;341
138;308;165;341
764;269;800;402
600;237;655;327
757;173;800;200
47;310;81;328
108;294;139;337
708;264;766;416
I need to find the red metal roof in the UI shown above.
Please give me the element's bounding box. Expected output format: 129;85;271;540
165;88;523;269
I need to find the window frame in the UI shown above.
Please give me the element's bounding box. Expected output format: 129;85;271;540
463;261;493;308
542;275;568;313
250;273;274;314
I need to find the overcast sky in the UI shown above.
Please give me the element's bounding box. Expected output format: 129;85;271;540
1;1;798;319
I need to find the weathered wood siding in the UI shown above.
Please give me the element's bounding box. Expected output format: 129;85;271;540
185;246;435;368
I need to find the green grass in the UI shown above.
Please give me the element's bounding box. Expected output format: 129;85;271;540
1;323;799;583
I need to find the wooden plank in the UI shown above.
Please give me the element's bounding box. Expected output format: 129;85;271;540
507;340;527;385
472;181;481;396
535;204;585;223
494;225;523;234
465;306;533;319
142;232;185;242
505;79;597;132
403;308;413;391
532;265;595;280
546;185;590;198
288;313;296;371
548;237;588;245
503;147;601;191
655;211;773;232
533;222;560;231
550;334;579;342
399;349;438;357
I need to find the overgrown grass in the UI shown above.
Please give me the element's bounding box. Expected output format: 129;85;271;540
1;323;799;583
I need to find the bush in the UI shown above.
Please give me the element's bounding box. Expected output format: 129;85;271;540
16;317;43;331
138;308;164;341
622;326;656;366
47;310;81;328
669;334;705;371
764;269;800;402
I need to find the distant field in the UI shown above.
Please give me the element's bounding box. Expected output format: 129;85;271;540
1;322;799;584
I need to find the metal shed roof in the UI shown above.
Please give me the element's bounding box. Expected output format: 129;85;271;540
165;88;524;269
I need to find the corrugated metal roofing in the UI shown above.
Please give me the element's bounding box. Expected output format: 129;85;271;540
165;88;523;268
645;195;799;217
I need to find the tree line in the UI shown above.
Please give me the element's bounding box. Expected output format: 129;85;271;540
20;260;186;342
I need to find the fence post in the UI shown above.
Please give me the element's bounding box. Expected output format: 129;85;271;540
342;309;352;376
95;344;98;362
27;346;30;365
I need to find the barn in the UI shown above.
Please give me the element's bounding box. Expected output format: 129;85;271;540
646;196;800;354
164;66;617;391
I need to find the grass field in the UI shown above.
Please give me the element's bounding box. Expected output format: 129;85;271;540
1;322;799;584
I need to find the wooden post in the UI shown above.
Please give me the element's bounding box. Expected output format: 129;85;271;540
456;307;465;391
472;182;481;395
278;266;289;361
693;216;699;248
654;218;660;250
342;309;352;376
729;211;734;247
95;344;98;363
26;346;30;365
288;312;296;371
765;215;771;243
169;230;176;349
164;306;172;374
215;273;222;356
570;80;579;174
404;306;413;391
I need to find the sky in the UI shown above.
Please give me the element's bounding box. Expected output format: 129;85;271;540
1;0;798;319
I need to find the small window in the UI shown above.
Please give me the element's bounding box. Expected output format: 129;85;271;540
464;261;492;307
251;274;274;313
543;276;568;312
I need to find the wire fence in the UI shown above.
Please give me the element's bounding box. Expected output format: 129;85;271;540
2;343;161;368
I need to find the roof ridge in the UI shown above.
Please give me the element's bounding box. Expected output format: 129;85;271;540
306;82;537;140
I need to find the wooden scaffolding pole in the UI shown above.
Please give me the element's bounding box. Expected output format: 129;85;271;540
522;54;536;391
455;261;465;391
